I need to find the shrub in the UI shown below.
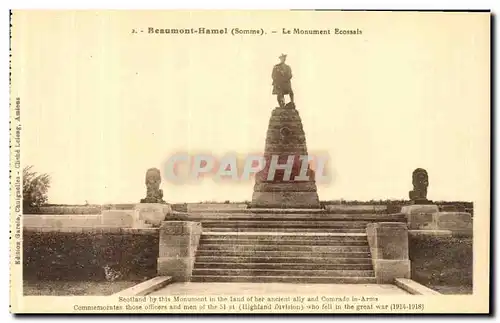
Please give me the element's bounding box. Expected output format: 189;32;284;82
23;166;51;209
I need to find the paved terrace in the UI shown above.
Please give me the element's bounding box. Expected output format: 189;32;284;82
150;282;410;296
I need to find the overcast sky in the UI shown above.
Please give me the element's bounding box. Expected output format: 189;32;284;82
13;11;489;204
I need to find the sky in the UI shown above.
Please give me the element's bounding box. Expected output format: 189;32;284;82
12;10;490;204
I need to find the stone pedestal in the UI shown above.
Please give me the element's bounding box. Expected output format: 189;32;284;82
134;203;172;228
401;204;439;230
366;222;411;283
409;199;433;205
157;221;202;281
251;106;320;208
251;191;321;209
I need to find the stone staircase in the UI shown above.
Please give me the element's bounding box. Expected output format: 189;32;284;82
189;210;405;283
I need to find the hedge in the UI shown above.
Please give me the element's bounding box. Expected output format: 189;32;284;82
25;202;473;216
25;203;189;214
24;206;102;215
23;230;159;281
409;235;472;288
101;203;187;212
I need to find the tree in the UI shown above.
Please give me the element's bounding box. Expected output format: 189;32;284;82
23;165;51;208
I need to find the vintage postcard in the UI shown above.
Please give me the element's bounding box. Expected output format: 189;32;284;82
10;10;490;314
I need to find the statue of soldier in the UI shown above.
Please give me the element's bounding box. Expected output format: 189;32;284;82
272;54;294;108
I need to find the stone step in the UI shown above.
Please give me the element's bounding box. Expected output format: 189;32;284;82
201;232;366;240
187;213;405;221
199;220;369;228
202;227;366;233
194;262;373;270
200;208;325;214
188;208;400;215
196;250;371;258
199;238;369;246
192;268;375;277
195;256;372;264
198;244;370;253
191;275;377;284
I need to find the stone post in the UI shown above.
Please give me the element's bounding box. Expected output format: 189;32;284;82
366;222;411;283
157;221;202;282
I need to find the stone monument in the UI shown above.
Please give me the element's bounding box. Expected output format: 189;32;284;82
402;168;438;230
408;168;431;204
402;168;473;235
140;168;165;204
251;55;320;208
134;168;171;227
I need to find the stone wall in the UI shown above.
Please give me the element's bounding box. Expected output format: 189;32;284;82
401;205;473;237
324;205;387;213
23;214;104;228
23;210;136;229
23;209;191;229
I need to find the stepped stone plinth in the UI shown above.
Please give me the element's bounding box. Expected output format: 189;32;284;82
251;104;320;208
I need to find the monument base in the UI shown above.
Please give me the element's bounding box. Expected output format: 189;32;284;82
250;105;321;209
251;191;321;209
411;199;433;205
140;198;166;204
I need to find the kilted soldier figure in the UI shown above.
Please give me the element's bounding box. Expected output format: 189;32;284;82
272;54;294;108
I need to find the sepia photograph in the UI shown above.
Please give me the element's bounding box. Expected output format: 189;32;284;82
9;9;489;314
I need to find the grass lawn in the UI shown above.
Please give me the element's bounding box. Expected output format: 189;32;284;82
23;280;139;296
430;285;473;295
